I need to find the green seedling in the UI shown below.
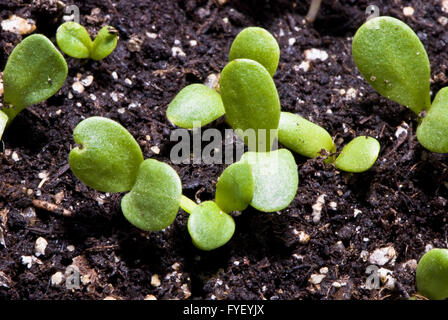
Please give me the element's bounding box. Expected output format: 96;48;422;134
278;112;380;172
334;136;380;173
240;149;298;212
1;34;68;127
69;117;144;193
215;162;254;213
229;27;280;77
56;22;118;61
166;84;225;129
185;200;235;251
416;87;448;153
416;248;448;300
220;59;280;152
352;16;430;114
122;159;182;231
69;117;236;250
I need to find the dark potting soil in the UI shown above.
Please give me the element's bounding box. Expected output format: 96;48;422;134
0;0;447;300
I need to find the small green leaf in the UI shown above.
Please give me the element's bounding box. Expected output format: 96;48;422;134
229;27;280;77
0;111;7;140
69;117;144;193
278;112;334;159
91;26;118;61
416;248;448;300
121;159;182;231
187;201;235;251
352;16;431;114
2;34;68;122
56;22;93;59
417;87;448;153
215;162;254;213
241;149;298;212
167;84;225;129
220;59;280;152
334;136;380;173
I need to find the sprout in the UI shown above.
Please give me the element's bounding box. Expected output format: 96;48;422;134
0;111;7;141
220;59;280;152
56;22;118;61
166;84;225;129
352;16;431;114
416;248;448;300
306;0;323;23
122;159;182;231
186;201;235;251
1;34;68;127
69;117;144;193
228;27;280;77
215;162;254;213
278;112;380;172
240;149;298;212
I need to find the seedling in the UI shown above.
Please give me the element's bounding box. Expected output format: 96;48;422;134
56;22;118;61
1;34;68;131
416;248;448;300
69;117;236;250
353;16;448;153
278;112;380;172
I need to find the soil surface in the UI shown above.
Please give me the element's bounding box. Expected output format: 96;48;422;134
1;0;447;300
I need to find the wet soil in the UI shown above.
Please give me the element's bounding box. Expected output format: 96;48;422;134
0;0;447;300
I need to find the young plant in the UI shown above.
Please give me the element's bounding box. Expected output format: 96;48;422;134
416;248;448;300
56;22;118;61
278;112;380;173
352;16;448;153
1;34;68;131
69;116;236;250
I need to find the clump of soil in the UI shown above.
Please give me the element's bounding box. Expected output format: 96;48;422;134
1;0;447;300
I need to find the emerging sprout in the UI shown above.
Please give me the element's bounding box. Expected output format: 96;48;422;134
228;27;280;77
122;159;182;231
69;117;144;193
416;248;448;300
240;149;298;212
1;34;68;127
278;112;380;172
166;84;225;129
306;0;323;23
56;22;118;61
220;58;280;152
352;16;431;114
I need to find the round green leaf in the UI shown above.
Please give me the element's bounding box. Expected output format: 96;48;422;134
121;159;182;231
416;248;448;300
334;136;380;173
187;201;235;251
0;111;7;140
56;22;93;59
2;34;68;122
241;149;298;212
215;162;254;213
352;16;431;114
91;26;118;61
278;112;334;159
167;84;225;129
229;27;280;77
69;117;144;193
220;59;280;152
417;87;448;153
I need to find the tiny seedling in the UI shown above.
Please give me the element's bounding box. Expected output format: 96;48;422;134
278;112;380;173
416;248;448;300
1;34;68;131
56;22;118;61
228;27;280;77
69;117;236;250
352;16;448;153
